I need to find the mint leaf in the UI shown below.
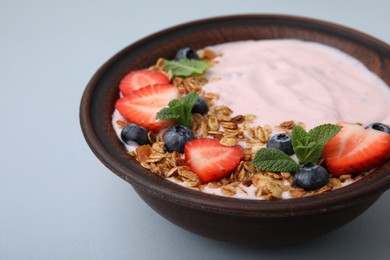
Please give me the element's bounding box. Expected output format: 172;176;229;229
294;141;323;164
308;124;342;146
168;99;180;107
291;125;311;164
182;91;199;108
292;124;341;164
156;107;179;120
253;148;300;172
291;125;309;149
164;59;210;77
156;92;199;127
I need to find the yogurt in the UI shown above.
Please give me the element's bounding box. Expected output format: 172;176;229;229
112;39;390;199
203;39;390;130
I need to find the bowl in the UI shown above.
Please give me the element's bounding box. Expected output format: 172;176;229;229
80;14;390;246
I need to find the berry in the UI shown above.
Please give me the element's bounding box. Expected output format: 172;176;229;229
293;164;329;191
365;122;390;134
164;125;195;153
323;122;390;176
184;138;244;183
120;123;150;145
191;97;209;115
175;48;199;60
119;69;169;96
266;133;294;155
115;84;179;132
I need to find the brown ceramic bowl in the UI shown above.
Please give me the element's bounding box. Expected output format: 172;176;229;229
80;14;390;246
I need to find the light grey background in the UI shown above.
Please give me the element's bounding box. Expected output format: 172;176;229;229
1;0;389;259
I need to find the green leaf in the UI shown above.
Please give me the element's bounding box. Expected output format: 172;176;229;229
168;99;180;107
170;103;187;125
183;92;199;108
291;124;309;152
293;139;313;163
156;107;179;120
156;92;199;127
253;148;300;172
291;124;308;144
295;142;323;164
164;59;210;77
291;124;342;164
308;124;342;146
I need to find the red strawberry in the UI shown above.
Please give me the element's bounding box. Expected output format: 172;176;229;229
115;84;179;132
184;138;244;183
323;122;390;176
119;69;169;96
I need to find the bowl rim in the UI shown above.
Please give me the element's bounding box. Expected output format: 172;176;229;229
80;14;390;217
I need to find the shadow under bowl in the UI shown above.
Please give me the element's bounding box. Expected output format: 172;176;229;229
80;14;390;246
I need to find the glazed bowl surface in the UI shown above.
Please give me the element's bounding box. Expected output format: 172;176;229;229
80;14;390;246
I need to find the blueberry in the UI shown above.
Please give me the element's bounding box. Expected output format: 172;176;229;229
175;48;199;60
164;125;195;153
293;164;329;191
365;122;390;134
266;133;294;155
191;97;209;115
120;123;150;145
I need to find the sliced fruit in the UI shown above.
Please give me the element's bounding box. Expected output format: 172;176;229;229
323;122;390;176
184;138;244;183
119;69;169;96
115;84;179;132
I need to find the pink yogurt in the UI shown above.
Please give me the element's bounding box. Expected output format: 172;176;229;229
203;39;390;130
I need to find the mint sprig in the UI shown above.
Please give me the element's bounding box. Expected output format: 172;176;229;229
253;148;300;172
156;92;199;127
252;124;342;172
164;59;210;77
292;124;342;164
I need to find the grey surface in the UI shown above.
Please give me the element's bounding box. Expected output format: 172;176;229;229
1;0;389;259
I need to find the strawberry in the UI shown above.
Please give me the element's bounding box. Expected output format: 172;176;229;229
115;84;179;132
323;122;390;176
119;69;170;96
184;138;244;183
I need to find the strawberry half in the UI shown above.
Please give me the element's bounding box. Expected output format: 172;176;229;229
323;122;390;176
184;138;244;183
115;84;179;132
119;69;170;96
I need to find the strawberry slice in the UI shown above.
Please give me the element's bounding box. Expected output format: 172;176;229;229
119;69;170;96
184;138;244;183
115;84;179;132
323;122;390;176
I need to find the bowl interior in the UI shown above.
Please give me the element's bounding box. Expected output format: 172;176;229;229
80;14;390;217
